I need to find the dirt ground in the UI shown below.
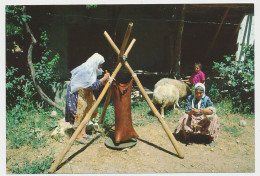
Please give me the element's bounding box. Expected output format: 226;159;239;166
6;115;255;174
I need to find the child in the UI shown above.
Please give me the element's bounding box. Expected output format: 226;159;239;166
181;62;205;93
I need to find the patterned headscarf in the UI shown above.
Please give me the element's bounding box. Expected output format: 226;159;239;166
192;83;206;109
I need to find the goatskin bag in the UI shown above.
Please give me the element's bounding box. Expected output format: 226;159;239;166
112;79;139;143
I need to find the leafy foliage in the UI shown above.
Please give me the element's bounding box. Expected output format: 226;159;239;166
6;43;61;111
206;78;226;103
214;99;233;116
6;5;61;150
34;54;60;88
6;5;61;110
6;5;31;52
86;5;98;9
211;44;254;114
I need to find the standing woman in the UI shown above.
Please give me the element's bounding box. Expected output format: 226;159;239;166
65;53;110;144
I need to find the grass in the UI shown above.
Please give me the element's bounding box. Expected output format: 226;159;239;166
98;104;115;129
99;100;183;128
98;98;253;140
214;99;254;138
8;149;55;174
6;106;60;173
6;107;61;149
221;125;243;137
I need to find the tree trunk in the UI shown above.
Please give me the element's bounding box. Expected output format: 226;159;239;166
22;6;65;114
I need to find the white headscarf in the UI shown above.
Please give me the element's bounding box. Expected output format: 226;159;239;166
192;83;206;109
70;53;105;93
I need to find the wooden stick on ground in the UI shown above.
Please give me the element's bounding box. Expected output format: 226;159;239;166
48;23;134;174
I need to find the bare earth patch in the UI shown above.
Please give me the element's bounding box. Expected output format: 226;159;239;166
6;114;255;174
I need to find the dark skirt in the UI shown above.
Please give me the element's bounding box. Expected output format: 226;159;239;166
65;84;78;124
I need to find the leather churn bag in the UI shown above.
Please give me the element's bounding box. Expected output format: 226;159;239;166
111;79;139;143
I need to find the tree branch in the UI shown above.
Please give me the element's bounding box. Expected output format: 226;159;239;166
22;6;65;115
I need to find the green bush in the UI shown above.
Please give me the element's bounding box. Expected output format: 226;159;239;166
206;79;223;103
211;44;254;114
6;5;61;111
6;6;61;149
6;50;60;111
6;5;31;51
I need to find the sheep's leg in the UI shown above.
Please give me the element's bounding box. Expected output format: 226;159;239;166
160;105;165;118
174;100;180;114
176;102;180;108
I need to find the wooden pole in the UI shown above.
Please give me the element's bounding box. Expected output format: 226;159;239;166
124;62;184;158
206;7;230;58
238;15;250;61
99;87;112;124
233;12;246;38
246;15;252;45
49;23;134;174
104;31;120;54
99;70;111;125
173;4;186;75
119;22;133;57
125;38;136;57
99;38;136;125
103;31;184;159
100;26;136;125
48;66;121;173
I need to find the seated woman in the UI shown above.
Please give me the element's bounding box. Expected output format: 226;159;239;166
175;83;219;143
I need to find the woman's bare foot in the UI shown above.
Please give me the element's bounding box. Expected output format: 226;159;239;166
76;126;88;141
76;135;93;144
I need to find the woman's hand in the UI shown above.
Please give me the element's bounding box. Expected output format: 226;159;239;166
188;108;213;117
180;79;189;82
188;108;199;116
103;72;110;80
100;72;110;85
200;108;213;115
192;108;200;115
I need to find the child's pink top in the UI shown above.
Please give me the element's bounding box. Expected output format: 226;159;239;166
189;70;205;86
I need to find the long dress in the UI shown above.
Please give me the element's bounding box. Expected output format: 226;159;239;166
175;95;220;141
65;80;102;127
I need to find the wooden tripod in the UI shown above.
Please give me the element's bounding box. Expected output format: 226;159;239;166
48;22;183;173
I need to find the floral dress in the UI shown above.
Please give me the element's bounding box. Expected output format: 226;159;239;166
175;95;220;141
65;79;102;127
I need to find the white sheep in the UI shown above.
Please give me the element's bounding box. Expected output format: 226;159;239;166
154;78;191;99
153;84;179;118
153;78;191;117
